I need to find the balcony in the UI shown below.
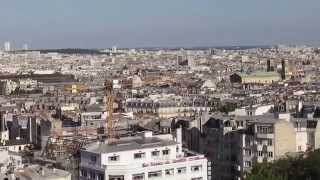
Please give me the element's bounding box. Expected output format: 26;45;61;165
105;163;142;171
256;133;274;139
142;155;206;168
80;161;105;171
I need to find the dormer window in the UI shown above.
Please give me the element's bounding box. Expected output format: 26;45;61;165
108;155;120;162
134;152;145;159
162;149;170;156
151;151;160;157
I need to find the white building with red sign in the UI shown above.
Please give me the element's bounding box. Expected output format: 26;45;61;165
80;130;209;180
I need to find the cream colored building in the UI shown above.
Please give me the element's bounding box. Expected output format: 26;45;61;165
231;71;281;84
273;120;296;159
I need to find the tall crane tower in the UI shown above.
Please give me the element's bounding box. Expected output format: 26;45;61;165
105;80;115;144
104;78;133;143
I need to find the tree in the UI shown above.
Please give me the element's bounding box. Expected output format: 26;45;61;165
246;150;320;180
218;102;237;113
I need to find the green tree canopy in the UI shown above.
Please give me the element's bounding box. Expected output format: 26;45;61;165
246;150;320;180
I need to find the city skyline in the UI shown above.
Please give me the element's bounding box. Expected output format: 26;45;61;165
1;0;320;49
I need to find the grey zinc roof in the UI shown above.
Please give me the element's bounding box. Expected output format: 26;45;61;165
85;104;104;112
84;137;177;154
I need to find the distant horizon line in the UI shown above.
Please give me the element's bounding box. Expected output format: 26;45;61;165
6;44;320;52
8;45;276;51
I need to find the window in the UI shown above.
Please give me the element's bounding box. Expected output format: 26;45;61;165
108;155;120;162
267;139;273;146
97;174;105;180
109;175;124;180
90;156;97;163
162;149;170;156
132;173;144;180
257;126;273;134
191;178;203;180
151;151;160;157
80;169;87;177
245;149;251;156
298;145;302;151
148;171;162;178
244;161;251;167
296;122;301;130
165;169;174;176
268;152;273;158
191;165;202;172
177;167;187;174
89;171;96;179
134;152;145;159
257;151;263;157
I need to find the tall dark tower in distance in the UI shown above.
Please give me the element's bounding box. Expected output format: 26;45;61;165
267;59;271;72
281;59;286;80
210;49;215;56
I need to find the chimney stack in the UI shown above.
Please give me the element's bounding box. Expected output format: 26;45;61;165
176;127;182;144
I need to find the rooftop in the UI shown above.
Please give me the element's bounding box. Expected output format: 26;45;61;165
84;135;177;154
15;164;71;180
239;71;280;78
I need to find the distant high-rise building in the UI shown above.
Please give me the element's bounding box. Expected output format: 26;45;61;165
209;48;215;55
4;42;10;51
112;46;117;53
23;44;28;50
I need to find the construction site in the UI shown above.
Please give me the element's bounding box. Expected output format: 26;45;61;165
37;79;135;180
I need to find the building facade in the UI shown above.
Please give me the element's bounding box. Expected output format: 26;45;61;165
80;131;209;180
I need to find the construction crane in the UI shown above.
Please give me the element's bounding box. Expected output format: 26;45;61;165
105;80;115;144
104;79;135;144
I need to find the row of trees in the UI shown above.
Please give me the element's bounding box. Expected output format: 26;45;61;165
246;150;320;180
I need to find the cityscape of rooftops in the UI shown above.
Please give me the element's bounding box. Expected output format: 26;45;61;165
1;1;320;180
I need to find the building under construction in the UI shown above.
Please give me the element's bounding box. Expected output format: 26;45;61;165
39;79;136;179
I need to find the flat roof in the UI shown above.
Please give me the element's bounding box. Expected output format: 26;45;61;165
15;165;71;180
84;137;178;154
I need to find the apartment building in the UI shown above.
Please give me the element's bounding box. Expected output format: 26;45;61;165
201;114;297;180
125;96;215;118
80;130;209;180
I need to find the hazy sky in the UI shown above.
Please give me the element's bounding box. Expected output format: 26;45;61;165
0;0;320;48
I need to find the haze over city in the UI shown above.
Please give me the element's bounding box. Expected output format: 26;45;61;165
1;0;320;48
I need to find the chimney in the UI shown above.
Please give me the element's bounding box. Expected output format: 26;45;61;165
28;117;33;143
176;127;182;144
141;131;153;139
40;167;45;176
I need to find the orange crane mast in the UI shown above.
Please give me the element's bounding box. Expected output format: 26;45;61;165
105;80;115;144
